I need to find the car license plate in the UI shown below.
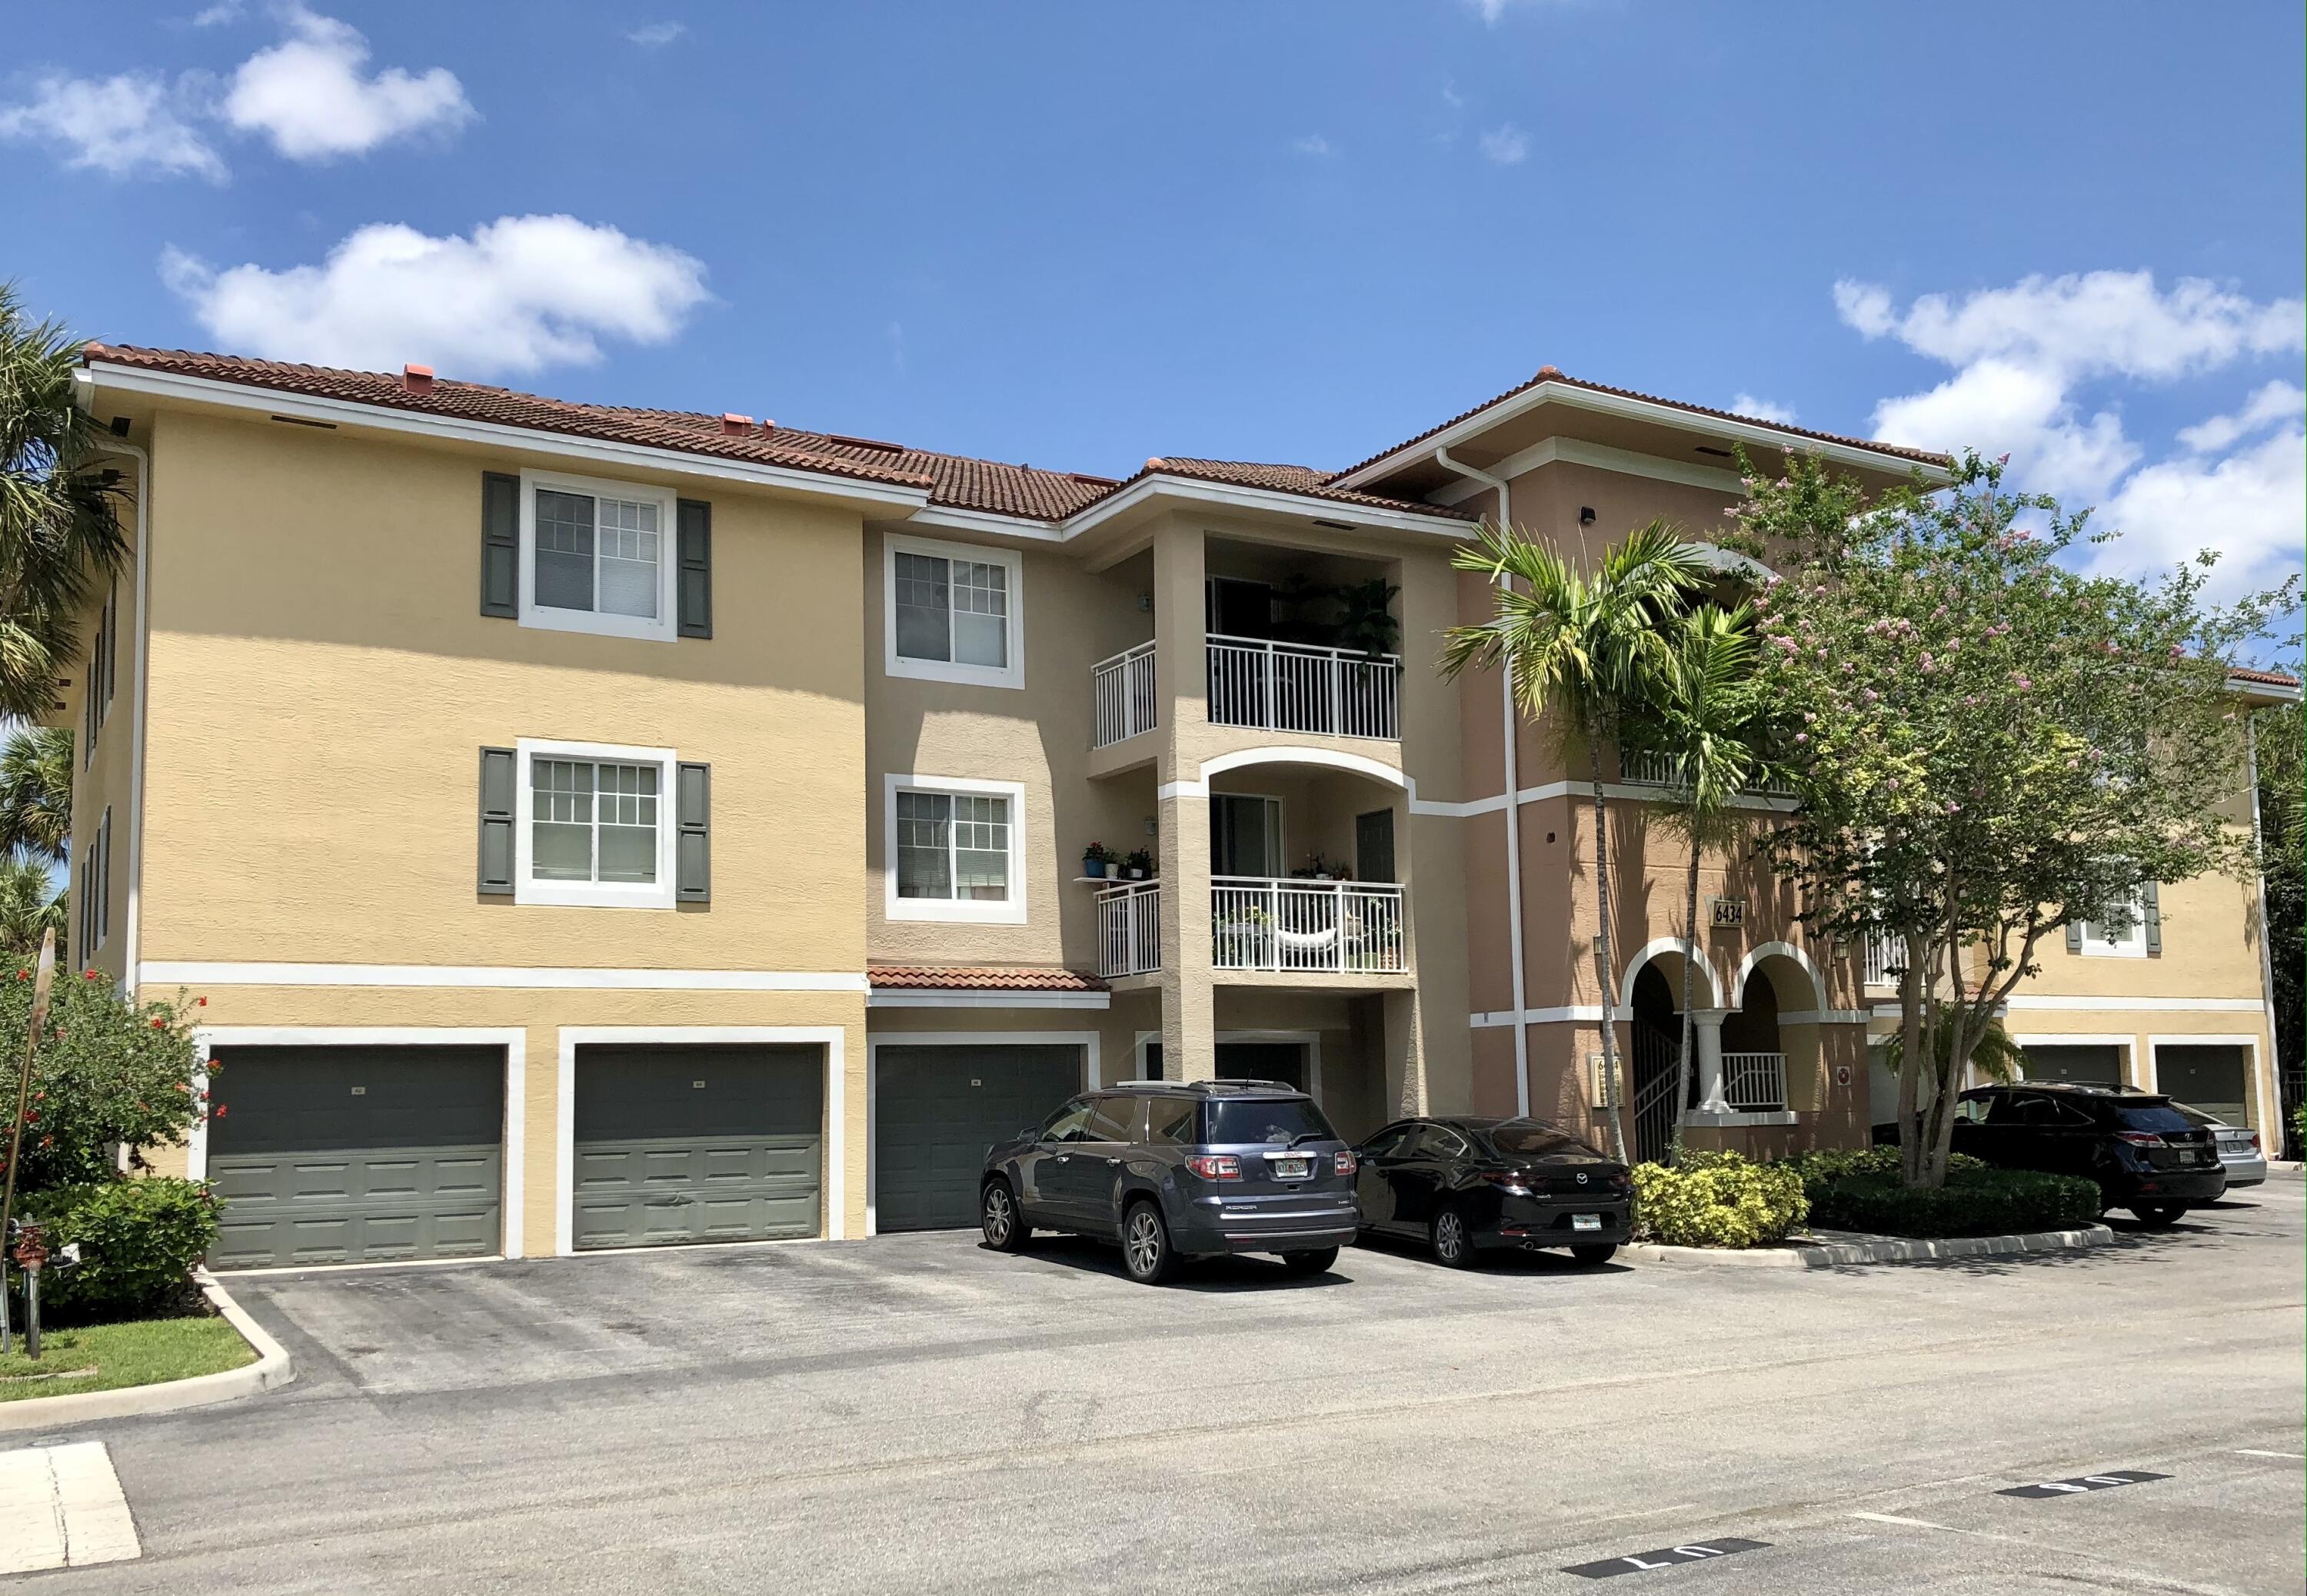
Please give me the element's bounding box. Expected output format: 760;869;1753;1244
1268;1155;1312;1180
1572;1213;1603;1232
2176;1149;2199;1164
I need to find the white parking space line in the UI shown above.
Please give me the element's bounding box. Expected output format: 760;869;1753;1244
1850;1511;1958;1531
0;1441;142;1574
2233;1449;2305;1460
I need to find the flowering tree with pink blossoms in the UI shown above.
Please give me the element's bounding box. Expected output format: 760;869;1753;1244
1728;449;2295;1188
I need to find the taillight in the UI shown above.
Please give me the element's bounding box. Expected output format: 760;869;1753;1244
1476;1170;1533;1192
1333;1150;1358;1178
1185;1155;1240;1181
2114;1131;2166;1148
2245;1132;2261;1150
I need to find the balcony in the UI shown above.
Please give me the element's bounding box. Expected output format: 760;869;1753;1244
1721;1051;1788;1112
1091;641;1159;748
1862;932;1901;989
1094;877;1411;979
1207;636;1400;741
1620;748;1796;799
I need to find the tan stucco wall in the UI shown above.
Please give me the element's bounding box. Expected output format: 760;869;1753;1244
65;500;139;984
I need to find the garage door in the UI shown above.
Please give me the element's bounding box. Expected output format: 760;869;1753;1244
874;1044;1083;1232
206;1046;504;1270
2019;1043;2124;1088
572;1045;823;1250
2156;1044;2252;1124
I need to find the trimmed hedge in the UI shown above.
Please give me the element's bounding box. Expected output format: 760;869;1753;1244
1780;1145;1986;1195
1631;1150;1808;1249
1803;1166;2101;1239
18;1178;221;1324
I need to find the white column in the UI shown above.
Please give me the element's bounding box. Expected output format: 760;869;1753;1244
1689;1009;1732;1114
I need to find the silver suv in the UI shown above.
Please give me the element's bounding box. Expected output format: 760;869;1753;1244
977;1079;1359;1284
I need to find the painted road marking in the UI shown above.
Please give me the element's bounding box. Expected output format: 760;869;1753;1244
1998;1469;2169;1499
1850;1511;1958;1531
0;1441;142;1574
1563;1539;1769;1579
2235;1449;2304;1460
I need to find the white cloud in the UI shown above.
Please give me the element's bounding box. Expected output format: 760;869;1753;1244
1291;133;1333;157
0;71;225;179
161;214;711;377
1465;0;1574;21
222;5;472;161
1478;123;1529;165
627;22;685;47
1729;393;1797;425
2176;380;2305;455
1840;271;2307;600
191;2;244;23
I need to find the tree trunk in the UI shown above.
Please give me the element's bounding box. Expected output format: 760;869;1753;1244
1896;931;1925;1188
1671;833;1700;1166
1587;725;1629;1163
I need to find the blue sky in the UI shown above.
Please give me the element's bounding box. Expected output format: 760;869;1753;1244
6;1;2302;620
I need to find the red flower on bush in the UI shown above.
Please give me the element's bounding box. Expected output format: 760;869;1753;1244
211;1104;227;1118
82;969;98;980
195;996;208;1008
150;1017;166;1029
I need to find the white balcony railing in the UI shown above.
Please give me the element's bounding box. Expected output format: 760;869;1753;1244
1620;748;1796;799
1207;636;1400;741
1097;879;1162;978
1722;1051;1788;1112
1210;876;1406;975
1862;932;1901;989
1092;641;1158;747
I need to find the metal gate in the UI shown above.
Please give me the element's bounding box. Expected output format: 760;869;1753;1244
1631;1021;1683;1166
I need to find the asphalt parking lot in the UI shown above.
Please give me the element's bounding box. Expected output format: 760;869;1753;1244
11;1177;2302;1594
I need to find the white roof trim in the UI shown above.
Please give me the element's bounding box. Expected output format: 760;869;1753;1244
1057;472;1472;540
1333;379;1951;491
85;361;937;510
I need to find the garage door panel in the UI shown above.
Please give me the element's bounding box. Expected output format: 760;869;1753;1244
571;1046;824;1250
874;1045;1084;1233
206;1144;504;1269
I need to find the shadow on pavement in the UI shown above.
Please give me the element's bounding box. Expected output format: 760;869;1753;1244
990;1233;1354;1293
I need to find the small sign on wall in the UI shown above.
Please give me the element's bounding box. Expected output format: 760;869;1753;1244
1709;896;1746;929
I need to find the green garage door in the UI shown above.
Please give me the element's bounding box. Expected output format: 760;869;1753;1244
2156;1044;2252;1125
2019;1043;2124;1088
572;1045;823;1250
206;1046;504;1270
874;1044;1083;1232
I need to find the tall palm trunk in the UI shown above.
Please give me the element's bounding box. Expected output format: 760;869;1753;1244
1670;839;1700;1164
1586;717;1628;1163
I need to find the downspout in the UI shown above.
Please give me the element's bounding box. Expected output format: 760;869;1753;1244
108;440;151;1001
1433;447;1529;1117
2245;709;2283;1148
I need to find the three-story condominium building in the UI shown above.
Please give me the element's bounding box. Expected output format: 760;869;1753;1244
60;347;2290;1269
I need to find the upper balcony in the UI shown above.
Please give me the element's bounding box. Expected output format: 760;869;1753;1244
1095;876;1408;980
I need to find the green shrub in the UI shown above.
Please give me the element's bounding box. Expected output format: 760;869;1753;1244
18;1179;220;1324
1631;1150;1809;1248
1805;1166;2101;1239
0;969;204;1192
1780;1145;1985;1200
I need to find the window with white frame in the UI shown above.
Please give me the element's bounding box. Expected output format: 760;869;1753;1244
884;535;1023;688
884;775;1027;923
514;738;679;907
2078;893;2147;958
520;470;678;641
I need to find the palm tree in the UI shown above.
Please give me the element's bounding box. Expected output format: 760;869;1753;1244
0;282;128;720
1646;603;1770;1162
0;725;72;863
0;856;62;959
1878;1002;2026;1088
1442;519;1710;1161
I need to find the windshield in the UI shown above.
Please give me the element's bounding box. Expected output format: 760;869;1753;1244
2115;1102;2194;1134
2168;1102;2216;1128
1485;1120;1601;1159
1204;1098;1337;1146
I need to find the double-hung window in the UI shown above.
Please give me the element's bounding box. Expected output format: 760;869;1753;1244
885;775;1027;923
2077;895;2148;957
520;470;679;642
884;535;1024;688
514;738;679;907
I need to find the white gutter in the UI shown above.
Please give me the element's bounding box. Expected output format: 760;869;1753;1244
2245;711;2284;1145
1433;446;1529;1117
108;439;151;1000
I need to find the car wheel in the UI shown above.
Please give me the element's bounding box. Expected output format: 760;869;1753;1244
1122;1200;1175;1285
1430;1205;1477;1268
980;1179;1030;1252
1569;1243;1618;1265
2130;1204;2187;1227
1280;1246;1339;1275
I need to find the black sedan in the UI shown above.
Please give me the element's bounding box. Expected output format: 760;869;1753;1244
1355;1116;1632;1267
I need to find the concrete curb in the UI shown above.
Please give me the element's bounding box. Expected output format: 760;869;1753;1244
0;1271;295;1434
1622;1224;2117;1271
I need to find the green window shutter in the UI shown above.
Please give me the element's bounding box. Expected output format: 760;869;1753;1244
478;746;517;894
2066;919;2083;953
677;498;712;639
2142;879;2162;954
481;473;520;617
676;761;711;902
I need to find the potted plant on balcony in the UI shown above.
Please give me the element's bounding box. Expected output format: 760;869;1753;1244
1124;848;1154;880
1332;576;1401;660
1081;842;1115;880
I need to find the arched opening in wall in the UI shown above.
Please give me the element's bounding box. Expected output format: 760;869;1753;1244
1625;952;1712;1163
1726;953;1814;1114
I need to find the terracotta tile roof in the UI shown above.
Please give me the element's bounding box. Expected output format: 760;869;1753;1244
867;964;1107;992
2228;666;2302;688
87;344;1450;526
1123;457;1475;521
1329;365;1955;484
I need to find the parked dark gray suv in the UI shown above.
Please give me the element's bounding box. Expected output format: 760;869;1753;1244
978;1080;1359;1284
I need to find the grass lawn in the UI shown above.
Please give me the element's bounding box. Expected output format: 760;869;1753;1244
0;1315;254;1402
